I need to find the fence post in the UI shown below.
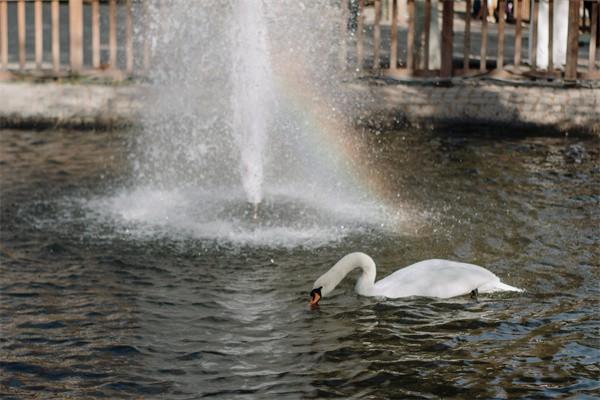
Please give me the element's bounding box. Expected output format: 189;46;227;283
531;0;538;70
92;0;100;68
109;0;117;69
126;0;133;74
440;0;454;78
143;0;150;72
69;0;83;73
480;0;488;72
52;0;59;72
565;0;580;80
548;0;553;70
407;0;415;72
374;0;382;70
0;0;7;69
514;0;522;67
463;0;471;72
18;0;25;70
390;0;398;69
340;0;348;70
35;0;42;69
357;0;365;70
497;0;505;70
423;0;431;70
589;1;598;73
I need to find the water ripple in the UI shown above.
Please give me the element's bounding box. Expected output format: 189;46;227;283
1;129;598;398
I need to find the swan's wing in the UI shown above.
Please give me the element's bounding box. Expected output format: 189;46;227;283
373;259;500;299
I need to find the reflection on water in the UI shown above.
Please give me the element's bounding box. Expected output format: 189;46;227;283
0;128;598;399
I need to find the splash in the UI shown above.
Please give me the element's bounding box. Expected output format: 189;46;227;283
92;0;417;247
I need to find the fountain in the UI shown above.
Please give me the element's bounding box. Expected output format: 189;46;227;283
94;0;404;247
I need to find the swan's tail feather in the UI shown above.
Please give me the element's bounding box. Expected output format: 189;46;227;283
495;282;524;292
479;280;524;293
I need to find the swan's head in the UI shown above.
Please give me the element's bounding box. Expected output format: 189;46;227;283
309;273;337;306
309;253;376;306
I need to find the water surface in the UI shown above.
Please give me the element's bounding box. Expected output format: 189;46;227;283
1;128;598;399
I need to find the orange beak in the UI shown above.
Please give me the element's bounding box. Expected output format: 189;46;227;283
309;291;321;307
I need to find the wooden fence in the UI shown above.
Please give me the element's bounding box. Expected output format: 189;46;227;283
350;0;599;80
0;0;598;81
0;0;147;79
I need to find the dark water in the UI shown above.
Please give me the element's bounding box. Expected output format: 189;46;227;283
1;128;598;399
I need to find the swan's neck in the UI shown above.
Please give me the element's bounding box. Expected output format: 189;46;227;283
316;252;376;296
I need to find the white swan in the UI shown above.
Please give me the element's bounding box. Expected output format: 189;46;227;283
309;252;522;305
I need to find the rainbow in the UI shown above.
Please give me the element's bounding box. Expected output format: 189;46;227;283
270;56;404;216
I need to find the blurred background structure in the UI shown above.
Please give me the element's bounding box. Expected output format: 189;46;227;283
0;0;598;81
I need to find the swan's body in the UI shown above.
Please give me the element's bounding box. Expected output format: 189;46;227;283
310;253;522;304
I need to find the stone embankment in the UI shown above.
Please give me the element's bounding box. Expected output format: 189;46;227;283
0;80;598;135
349;79;600;136
0;81;145;129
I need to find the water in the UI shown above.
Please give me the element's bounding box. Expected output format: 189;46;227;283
1;128;598;399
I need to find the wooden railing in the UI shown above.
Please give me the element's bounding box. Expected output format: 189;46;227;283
0;0;146;79
0;0;598;81
347;0;599;81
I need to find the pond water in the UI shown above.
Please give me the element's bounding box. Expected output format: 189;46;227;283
1;128;598;399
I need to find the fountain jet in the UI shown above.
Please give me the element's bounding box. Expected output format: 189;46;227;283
231;0;274;206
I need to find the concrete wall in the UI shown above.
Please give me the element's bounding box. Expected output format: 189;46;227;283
350;80;600;135
0;82;145;129
0;80;598;135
